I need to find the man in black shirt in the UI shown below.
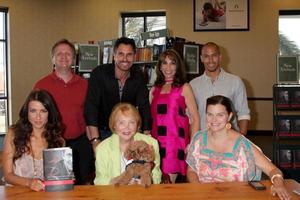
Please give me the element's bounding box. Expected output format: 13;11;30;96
84;37;151;150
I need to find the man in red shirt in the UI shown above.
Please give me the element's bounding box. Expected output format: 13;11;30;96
34;39;93;185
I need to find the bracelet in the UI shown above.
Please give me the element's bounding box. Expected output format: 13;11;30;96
90;137;100;144
271;174;283;184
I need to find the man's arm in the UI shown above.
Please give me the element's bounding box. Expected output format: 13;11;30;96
238;119;249;135
234;77;251;135
84;67;102;149
86;125;100;151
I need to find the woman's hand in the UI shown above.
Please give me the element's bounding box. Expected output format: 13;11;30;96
271;179;291;200
27;178;44;191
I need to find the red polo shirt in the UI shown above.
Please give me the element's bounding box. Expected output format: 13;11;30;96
34;72;87;139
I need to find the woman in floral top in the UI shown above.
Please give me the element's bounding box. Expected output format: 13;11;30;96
186;95;290;200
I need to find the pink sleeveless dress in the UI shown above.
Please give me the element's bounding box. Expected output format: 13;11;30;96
150;86;189;175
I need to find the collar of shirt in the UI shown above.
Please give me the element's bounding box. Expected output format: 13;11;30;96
203;68;225;82
50;71;79;85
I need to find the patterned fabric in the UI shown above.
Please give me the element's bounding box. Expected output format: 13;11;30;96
186;130;256;182
151;86;189;175
13;154;43;180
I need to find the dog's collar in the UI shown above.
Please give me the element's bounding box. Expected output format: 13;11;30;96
125;159;149;169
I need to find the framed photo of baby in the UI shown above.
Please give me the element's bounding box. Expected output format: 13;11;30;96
193;0;249;31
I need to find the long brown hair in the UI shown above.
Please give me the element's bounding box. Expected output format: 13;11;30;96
12;89;64;162
154;48;187;87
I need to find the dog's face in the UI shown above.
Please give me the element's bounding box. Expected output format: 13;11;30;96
125;140;155;162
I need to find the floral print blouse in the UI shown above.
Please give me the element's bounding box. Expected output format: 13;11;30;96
186;130;258;183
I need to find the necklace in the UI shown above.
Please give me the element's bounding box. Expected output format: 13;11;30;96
165;79;173;84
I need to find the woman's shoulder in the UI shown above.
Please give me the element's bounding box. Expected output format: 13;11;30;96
96;135;115;152
5;128;15;141
194;129;206;138
180;83;193;95
190;130;206;144
229;131;253;152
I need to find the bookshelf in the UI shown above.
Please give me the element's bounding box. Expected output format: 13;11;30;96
273;84;300;182
136;29;169;87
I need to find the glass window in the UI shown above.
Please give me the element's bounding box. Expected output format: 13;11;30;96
0;7;9;134
279;10;300;55
121;12;166;47
0;12;4;40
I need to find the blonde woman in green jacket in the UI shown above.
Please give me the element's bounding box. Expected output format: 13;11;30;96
94;103;162;185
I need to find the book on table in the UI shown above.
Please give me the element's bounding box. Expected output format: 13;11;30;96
43;147;74;191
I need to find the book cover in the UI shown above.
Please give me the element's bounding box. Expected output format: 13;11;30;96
277;55;298;84
43;147;74;192
276;90;290;108
277;119;291;136
291;90;300;108
278;149;293;168
78;44;99;72
291;119;300;136
293;149;300;168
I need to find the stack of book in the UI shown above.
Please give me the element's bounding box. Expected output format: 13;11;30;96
278;149;300;169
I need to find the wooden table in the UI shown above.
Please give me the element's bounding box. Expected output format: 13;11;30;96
1;179;299;200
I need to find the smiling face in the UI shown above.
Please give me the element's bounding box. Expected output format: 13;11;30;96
206;104;232;132
28;100;48;131
160;56;177;81
114;44;135;72
201;44;222;73
52;43;74;70
114;110;138;143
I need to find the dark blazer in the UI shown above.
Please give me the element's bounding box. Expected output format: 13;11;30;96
84;64;151;131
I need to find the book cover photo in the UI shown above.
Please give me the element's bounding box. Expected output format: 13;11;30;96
291;90;300;107
276;90;290;108
293;149;300;168
278;149;293;168
291;119;300;136
43;147;75;192
277;119;291;136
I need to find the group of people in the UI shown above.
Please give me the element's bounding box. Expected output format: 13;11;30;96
1;37;290;199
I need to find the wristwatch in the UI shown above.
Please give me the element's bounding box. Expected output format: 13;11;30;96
90;137;100;144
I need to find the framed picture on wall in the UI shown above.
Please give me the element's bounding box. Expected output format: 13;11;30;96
183;44;200;74
277;55;299;84
193;0;249;31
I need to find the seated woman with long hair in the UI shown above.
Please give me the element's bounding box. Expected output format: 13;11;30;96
186;95;290;200
2;89;64;191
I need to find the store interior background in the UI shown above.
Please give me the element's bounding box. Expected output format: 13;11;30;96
0;0;299;160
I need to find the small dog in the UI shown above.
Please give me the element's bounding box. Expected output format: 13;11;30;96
112;140;155;187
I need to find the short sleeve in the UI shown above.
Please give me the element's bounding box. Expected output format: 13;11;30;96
186;131;202;172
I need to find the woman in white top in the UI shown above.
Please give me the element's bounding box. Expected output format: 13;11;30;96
3;89;64;191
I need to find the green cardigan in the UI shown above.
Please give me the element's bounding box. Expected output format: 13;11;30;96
94;133;162;185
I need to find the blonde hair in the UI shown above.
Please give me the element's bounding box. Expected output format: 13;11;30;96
109;103;142;133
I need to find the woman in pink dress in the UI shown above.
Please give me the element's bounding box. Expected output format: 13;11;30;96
150;49;200;183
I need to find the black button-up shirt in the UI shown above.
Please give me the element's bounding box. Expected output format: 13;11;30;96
84;64;151;131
